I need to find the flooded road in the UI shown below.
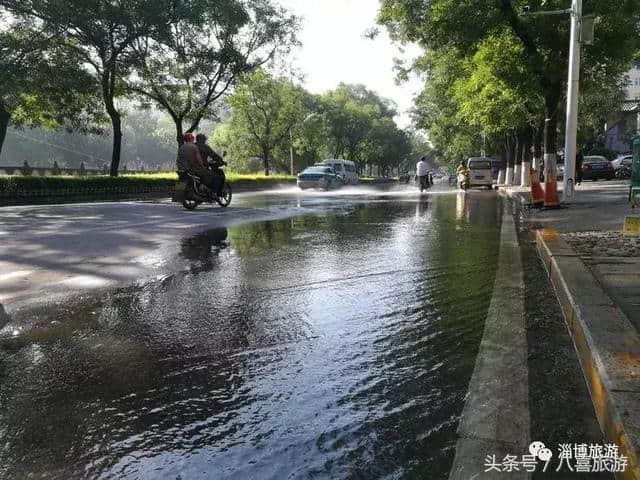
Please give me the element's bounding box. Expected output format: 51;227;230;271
0;189;606;479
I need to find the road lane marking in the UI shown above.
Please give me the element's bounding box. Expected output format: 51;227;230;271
0;270;33;283
448;200;530;480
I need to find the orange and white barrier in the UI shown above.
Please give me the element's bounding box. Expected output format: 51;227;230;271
543;153;560;208
530;167;544;206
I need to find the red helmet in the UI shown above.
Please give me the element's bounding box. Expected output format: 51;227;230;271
183;133;194;142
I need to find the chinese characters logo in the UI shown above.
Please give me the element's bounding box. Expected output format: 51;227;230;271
484;441;628;473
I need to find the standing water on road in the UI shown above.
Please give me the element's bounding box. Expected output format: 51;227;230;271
0;192;503;479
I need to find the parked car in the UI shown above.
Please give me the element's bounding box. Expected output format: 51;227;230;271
612;155;633;171
581;155;615;181
297;165;345;190
321;159;359;184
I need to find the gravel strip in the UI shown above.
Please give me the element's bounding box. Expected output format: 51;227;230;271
562;231;640;258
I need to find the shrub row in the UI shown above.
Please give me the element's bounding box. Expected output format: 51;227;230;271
0;173;297;198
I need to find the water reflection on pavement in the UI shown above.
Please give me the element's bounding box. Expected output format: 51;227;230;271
0;191;503;479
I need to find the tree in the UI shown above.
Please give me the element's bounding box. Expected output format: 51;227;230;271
411;48;482;166
0;24;102;158
129;0;299;146
379;0;640;167
319;84;389;172
211;122;257;172
226;70;304;175
4;0;171;176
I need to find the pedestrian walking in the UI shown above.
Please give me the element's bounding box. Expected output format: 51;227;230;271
576;148;584;185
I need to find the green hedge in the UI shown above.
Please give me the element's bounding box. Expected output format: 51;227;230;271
0;173;296;199
359;177;397;184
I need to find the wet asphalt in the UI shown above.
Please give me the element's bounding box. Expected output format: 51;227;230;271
0;186;609;479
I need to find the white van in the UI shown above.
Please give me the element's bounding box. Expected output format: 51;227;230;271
321;159;359;185
467;157;493;189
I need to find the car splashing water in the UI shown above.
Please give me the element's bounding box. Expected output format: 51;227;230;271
0;193;502;479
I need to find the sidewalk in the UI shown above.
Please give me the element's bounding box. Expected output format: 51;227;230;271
503;181;640;480
508;181;640;329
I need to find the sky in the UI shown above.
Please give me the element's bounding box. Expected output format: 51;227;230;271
276;0;424;129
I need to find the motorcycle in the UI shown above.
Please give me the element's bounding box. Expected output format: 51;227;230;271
458;171;470;190
180;170;232;210
417;175;432;192
178;151;232;210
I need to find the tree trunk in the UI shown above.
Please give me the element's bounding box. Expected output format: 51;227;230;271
108;109;122;177
514;132;523;186
0;107;10;159
543;89;561;182
516;132;524;166
521;127;534;187
533;119;544;172
544;103;559;157
174;118;184;146
506;134;516;186
263;149;270;176
102;66;123;178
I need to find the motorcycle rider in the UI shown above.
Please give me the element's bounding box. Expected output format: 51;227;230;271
416;156;430;190
176;133;217;193
457;160;470;187
195;133;225;196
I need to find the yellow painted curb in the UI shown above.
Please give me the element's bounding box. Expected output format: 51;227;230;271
623;216;640;237
536;229;640;480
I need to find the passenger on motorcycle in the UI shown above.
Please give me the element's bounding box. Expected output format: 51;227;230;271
456;160;470;189
176;133;217;193
456;160;469;176
195;133;225;196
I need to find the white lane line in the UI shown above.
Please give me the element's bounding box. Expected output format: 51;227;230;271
449;199;530;480
0;270;33;283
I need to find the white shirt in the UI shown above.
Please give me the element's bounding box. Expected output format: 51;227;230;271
416;161;430;177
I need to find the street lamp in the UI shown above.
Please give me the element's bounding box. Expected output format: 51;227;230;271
290;113;321;175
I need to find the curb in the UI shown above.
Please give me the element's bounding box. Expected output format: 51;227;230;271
535;228;640;480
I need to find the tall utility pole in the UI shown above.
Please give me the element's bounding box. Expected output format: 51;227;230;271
562;0;582;202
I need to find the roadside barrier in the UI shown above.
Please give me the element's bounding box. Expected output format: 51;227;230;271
543;155;560;208
530;168;544;206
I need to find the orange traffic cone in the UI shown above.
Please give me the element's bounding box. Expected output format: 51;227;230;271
530;168;544;206
543;166;560;208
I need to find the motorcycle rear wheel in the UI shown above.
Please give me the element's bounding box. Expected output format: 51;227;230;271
182;185;200;210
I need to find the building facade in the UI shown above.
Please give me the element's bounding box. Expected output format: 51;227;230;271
626;64;640;100
603;65;640;153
